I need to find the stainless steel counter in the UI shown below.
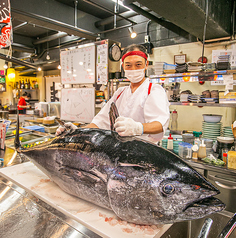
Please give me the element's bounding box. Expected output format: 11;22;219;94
0;175;101;238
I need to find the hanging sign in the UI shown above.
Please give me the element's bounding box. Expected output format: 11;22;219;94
0;0;12;49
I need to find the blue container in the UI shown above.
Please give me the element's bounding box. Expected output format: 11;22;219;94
24;126;45;133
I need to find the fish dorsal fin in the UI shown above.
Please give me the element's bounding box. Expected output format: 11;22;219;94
109;102;119;131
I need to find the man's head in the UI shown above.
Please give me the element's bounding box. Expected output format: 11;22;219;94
22;92;28;99
121;44;148;84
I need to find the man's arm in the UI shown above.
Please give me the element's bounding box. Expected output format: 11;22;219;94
143;121;163;134
83;123;99;128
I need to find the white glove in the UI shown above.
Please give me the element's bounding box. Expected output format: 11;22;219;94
114;116;143;136
55;122;78;136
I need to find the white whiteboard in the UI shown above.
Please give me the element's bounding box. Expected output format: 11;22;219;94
61;88;95;123
60;45;95;84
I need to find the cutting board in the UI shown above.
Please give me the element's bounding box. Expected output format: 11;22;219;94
0;162;172;238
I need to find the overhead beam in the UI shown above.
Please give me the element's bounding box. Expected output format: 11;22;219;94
13;21;28;30
0;53;38;69
123;1;189;37
12;8;97;41
33;32;68;45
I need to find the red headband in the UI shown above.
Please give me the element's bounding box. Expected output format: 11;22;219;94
122;51;147;62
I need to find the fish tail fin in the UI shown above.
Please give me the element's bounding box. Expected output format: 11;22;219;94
14;110;21;152
109;102;119;131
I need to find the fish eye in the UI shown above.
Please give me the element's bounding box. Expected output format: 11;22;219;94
162;184;175;195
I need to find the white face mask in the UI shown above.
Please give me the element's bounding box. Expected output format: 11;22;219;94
125;68;145;83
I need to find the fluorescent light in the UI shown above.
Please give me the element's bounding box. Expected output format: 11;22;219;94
111;0;132;10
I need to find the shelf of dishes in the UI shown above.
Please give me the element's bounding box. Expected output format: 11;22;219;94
149;70;236;83
169;102;236;107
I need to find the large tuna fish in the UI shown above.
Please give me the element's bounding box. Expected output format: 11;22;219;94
14;105;225;225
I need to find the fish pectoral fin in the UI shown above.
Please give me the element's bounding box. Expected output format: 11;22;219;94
59;167;104;184
118;162;144;168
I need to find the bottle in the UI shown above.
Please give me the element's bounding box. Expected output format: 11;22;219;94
35;81;38;89
193;131;202;148
222;152;228;166
192;145;199;160
171;109;178;131
29;79;32;89
21;80;25;89
167;133;173;150
198;140;206;159
25;79;28;89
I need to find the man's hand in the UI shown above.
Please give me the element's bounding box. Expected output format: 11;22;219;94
55;122;78;136
114;116;143;136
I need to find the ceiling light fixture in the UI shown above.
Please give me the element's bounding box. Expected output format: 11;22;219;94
46;51;50;60
37;67;42;71
128;27;137;39
58;65;61;70
3;63;8;69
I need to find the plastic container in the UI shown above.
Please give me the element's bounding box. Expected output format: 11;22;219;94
227;151;236;169
192;145;199;160
171;109;178;131
178;142;193;159
198;140;207;159
167;133;173;150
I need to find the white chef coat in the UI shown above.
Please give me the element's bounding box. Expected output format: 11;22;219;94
91;78;170;143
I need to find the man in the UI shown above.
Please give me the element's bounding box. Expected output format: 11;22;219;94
57;44;170;142
17;92;30;114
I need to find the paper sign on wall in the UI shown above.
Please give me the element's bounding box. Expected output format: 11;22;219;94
223;75;233;90
60;45;95;84
60;88;95;123
97;43;108;84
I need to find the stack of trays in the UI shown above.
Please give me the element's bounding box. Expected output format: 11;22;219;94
173;140;182;155
187;62;203;72
203;63;216;71
202;121;222;141
154;62;165;75
216;55;231;70
188;95;202;103
222;126;234;137
161;139;182;155
201;98;219;103
161;139;168;149
175;63;188;73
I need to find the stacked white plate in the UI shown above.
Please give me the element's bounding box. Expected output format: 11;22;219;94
222;126;234;137
202;121;222;141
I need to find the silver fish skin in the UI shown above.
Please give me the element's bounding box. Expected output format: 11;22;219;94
19;128;225;225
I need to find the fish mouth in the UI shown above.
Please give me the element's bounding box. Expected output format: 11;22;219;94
184;196;225;214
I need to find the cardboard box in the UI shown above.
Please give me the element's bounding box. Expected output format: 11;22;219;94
219;92;236;104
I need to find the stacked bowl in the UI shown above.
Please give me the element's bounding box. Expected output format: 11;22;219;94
222;126;234;137
202;114;222;141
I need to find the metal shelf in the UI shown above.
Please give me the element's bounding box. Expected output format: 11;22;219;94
170;102;236;107
149;70;236;83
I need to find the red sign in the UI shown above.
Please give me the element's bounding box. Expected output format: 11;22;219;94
0;0;12;49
